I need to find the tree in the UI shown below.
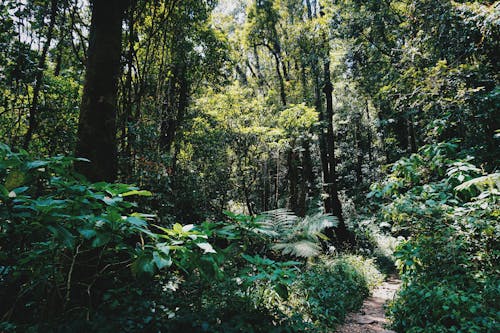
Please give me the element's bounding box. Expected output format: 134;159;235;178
75;0;130;182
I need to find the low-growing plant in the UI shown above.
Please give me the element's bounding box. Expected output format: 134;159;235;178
0;144;215;331
369;142;500;333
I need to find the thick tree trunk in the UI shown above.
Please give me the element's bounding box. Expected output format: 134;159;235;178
75;0;129;182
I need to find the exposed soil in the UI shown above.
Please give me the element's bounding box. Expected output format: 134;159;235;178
336;277;401;333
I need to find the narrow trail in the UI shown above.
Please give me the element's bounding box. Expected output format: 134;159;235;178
336;277;401;333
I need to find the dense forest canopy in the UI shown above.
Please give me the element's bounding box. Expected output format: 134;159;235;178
0;0;498;332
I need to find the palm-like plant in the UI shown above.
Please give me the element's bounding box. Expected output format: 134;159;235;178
255;209;338;258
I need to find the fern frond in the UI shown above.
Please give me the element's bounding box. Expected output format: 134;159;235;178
299;213;338;236
259;209;337;258
272;240;322;258
455;173;500;191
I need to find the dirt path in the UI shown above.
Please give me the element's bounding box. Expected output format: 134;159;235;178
336;277;401;333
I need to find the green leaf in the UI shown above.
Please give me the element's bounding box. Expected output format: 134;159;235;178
47;225;75;248
153;251;172;269
131;254;156;275
79;229;97;239
92;233;112;247
126;216;147;227
120;190;152;197
26;160;49;169
0;184;9;196
196;242;216;254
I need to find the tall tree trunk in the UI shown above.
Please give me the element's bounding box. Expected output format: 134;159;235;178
354;115;363;185
53;5;67;77
323;58;352;246
313;57;331;213
123;0;136;181
287;145;299;214
297;139;313;217
159;63;188;153
365;99;373;164
23;0;58;149
305;0;313;19
272;52;287;106
408;114;418;153
75;0;130;182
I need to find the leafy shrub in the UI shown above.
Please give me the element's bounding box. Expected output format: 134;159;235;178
288;255;384;331
0;143;214;331
0;144;384;332
369;142;500;332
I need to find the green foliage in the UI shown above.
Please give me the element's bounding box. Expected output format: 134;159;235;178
0;143;215;330
258;209;337;258
369;142;500;332
289;255;384;331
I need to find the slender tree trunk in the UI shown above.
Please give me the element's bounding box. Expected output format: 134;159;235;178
272;52;287;106
408;114;417;153
313;57;331;213
262;160;269;211
124;0;136;181
297;140;313;217
305;0;313;19
287;145;299;214
365;99;373;164
23;0;58;149
54;6;67;76
160;63;188;152
323;58;353;246
75;0;130;182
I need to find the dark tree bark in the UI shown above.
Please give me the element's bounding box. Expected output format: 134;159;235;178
271;51;287;106
123;0;136;181
322;58;354;246
159;63;188;152
53;5;67;77
75;0;130;182
23;0;59;149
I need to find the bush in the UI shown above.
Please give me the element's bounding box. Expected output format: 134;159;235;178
289;255;384;331
369;142;500;332
0;143;385;332
0;143;214;331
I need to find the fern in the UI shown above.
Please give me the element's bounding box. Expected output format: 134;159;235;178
257;209;338;258
455;172;500;192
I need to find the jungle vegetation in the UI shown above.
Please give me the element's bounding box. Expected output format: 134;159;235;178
0;0;498;332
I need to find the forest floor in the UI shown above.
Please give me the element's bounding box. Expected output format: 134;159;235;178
335;276;401;333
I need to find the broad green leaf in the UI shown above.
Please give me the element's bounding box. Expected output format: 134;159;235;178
26;160;49;169
196;242;216;254
126;216;147;227
153;251;172;269
120;190;152;197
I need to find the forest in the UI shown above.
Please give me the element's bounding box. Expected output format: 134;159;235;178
0;0;498;332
